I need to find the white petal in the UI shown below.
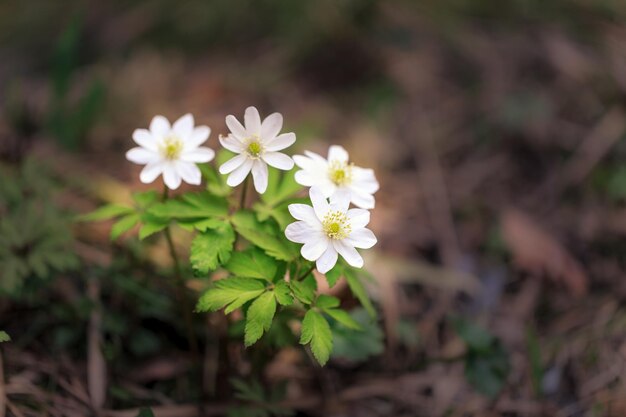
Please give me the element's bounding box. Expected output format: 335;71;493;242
219;134;244;153
181;147;215;163
126;147;159;164
347;208;370;228
285;221;316;244
150;115;171;138
346;228;377;249
316;246;338;274
288;204;320;225
225;115;247;140
351;189;375;209
227;158;253;187
251;160;268;194
333;240;363;268
219;154;247;174
309;186;330;220
294;170;317;187
173;113;194;138
140;162;163;183
328;145;349;163
175;161;202;185
132;129;158;151
352;167;380;193
262;152;294;170
304;150;329;164
302;238;329;261
184;126;211;149
244;106;261;135
163;165;182;190
265;132;295;152
260;112;283;140
330;189;351;212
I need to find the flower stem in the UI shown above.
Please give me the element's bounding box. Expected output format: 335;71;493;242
162;187;199;359
239;176;250;210
298;264;316;281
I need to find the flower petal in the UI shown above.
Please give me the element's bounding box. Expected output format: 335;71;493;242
294;170;317;187
347;208;370;229
265;132;295;152
163;165;182;190
181;147;215;163
302;238;329;261
175;161;202;185
260;112;283;140
351;189;375;209
262;152;294;170
244;106;261;135
352;167;380;193
219;154;247;174
309;186;330;220
150;115;171;138
226;115;248;139
330;189;351;212
316;245;338;274
126;147;159;164
288;204;320;225
328;145;349;163
219;134;244;153
285;221;316;244
227;158;253;187
140;162;163;183
184;126;211;149
333;240;363;268
132;129;158;151
251;160;268;194
346;228;377;249
173;113;194;138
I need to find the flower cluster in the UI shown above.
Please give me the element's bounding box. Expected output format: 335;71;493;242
126;107;379;274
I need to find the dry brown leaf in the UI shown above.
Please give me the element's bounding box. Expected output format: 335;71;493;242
501;209;588;297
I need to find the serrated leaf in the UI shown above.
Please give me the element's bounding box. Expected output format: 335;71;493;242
231;211;297;261
244;291;276;346
190;223;235;275
177;217;225;232
325;264;343;287
132;191;160;208
149;191;228;220
196;278;266;313
78;204;134;222
110;213;140;240
224;247;277;281
138;217;169;240
0;331;10;342
316;294;340;309
325;309;361;330
290;279;315;304
300;310;332;366
344;268;376;318
274;281;293;306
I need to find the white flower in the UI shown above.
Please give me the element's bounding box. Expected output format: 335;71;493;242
126;114;215;190
285;187;377;274
219;106;296;194
293;145;379;209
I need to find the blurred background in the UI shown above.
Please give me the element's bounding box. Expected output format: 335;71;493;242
2;0;626;416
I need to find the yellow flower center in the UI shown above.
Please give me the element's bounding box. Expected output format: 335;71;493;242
160;136;183;160
322;210;351;240
246;136;263;159
328;160;353;186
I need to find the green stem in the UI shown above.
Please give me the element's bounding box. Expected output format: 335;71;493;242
239;175;250;210
298;264;316;281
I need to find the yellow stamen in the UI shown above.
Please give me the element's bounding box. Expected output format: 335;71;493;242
322;210;351;240
328;160;353;186
160;136;183;160
245;136;263;158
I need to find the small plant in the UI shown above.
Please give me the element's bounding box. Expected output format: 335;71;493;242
83;106;379;366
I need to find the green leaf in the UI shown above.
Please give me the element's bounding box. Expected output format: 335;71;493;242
331;308;383;362
290;278;315;305
262;169;301;206
465;341;510;398
178;217;225;232
110;213;140;240
78;204;133;222
224;247;277;281
344;268;376;318
273;281;293;306
325;309;361;330
190;223;235;275
300;310;332;366
453;318;494;352
244;291;276;346
196;278;266;313
231;211;297;261
325;264;343;288
138;216;169;240
132;191;160;208
149;191;228;220
136;408;155;417
315;295;340;309
0;331;10;342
